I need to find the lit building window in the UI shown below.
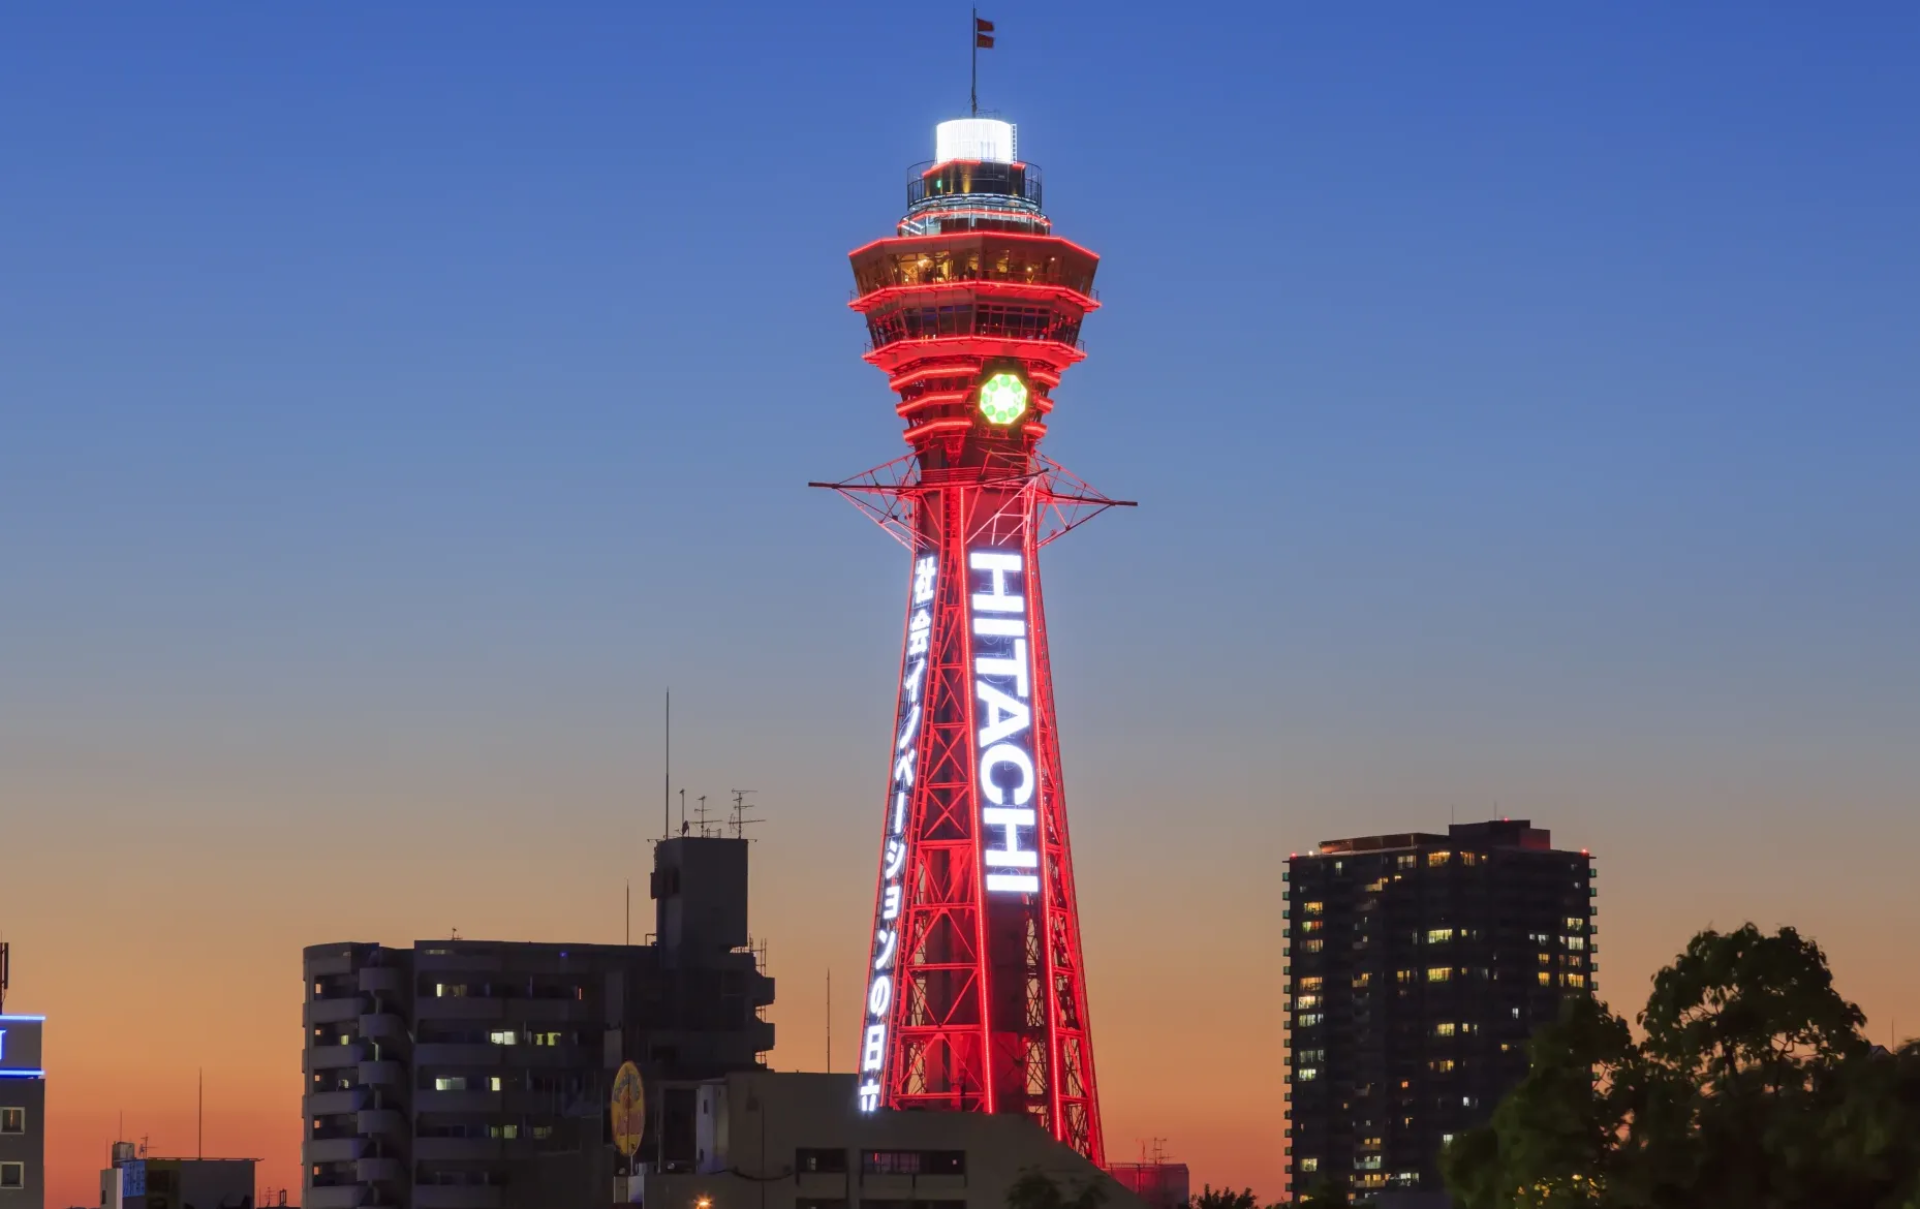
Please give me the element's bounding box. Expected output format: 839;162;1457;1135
1433;1022;1456;1037
1567;973;1588;988
0;1109;22;1135
1396;854;1416;870
1538;972;1552;986
1460;852;1480;866
1303;901;1324;915
1298;1013;1324;1027
1426;967;1452;983
1301;920;1323;933
1297;1068;1319;1081
1303;940;1324;953
489;1030;517;1046
1296;995;1322;1010
1300;976;1324;991
433;1077;467;1091
1352;973;1372;988
1427;851;1451;867
1301;1159;1320;1173
1427;928;1454;944
1430;1059;1455;1073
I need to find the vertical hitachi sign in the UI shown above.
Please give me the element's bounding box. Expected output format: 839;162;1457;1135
969;548;1040;895
858;552;938;1113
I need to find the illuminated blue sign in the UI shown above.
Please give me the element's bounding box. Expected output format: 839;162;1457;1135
0;1016;46;1078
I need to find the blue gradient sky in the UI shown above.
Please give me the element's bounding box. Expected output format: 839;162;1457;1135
2;3;1917;1200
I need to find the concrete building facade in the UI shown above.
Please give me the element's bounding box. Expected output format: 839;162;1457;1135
301;836;775;1209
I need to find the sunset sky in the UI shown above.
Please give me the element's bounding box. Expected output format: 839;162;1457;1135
3;3;1917;1204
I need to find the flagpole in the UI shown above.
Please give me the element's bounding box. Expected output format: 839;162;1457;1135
971;7;978;116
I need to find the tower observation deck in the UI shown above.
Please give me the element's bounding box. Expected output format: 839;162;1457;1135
815;117;1129;1166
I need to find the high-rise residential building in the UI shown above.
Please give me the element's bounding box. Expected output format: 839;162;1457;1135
301;835;774;1209
1284;819;1597;1203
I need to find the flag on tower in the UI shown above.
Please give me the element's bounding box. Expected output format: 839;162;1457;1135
975;17;995;49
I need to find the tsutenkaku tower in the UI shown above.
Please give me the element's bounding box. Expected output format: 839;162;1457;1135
815;116;1130;1165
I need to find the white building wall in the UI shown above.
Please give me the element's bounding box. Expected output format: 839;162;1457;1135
636;1072;1145;1209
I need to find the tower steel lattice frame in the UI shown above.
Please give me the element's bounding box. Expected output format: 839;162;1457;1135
813;134;1129;1165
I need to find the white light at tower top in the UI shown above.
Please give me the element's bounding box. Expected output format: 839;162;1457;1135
936;118;1017;164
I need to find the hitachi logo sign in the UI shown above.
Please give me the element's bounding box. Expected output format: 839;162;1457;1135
970;549;1040;895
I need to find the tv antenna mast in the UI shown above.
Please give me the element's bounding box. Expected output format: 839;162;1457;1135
729;790;762;840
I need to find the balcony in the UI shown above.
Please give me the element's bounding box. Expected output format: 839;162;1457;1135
303;1137;365;1165
308;1044;366;1072
356;1158;405;1185
304;1089;366;1117
414;1138;500;1162
358;967;404;994
357;1061;404;1087
360;1013;407;1043
413;1089;504;1115
356;1109;406;1137
303;1185;367;1209
414;997;505;1022
413;1043;498;1067
413;1186;503;1209
306;998;365;1027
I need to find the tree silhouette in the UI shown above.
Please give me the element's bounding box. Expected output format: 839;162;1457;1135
1007;1169;1109;1209
1188;1186;1258;1209
1443;923;1920;1208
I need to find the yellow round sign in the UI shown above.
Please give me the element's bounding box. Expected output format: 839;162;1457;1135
611;1061;645;1157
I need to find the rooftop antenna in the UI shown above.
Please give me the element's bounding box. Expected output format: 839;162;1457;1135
694;794;712;837
197;1067;203;1159
625;880;631;947
826;968;832;1074
663;690;671;841
729;790;762;840
0;940;9;1012
679;789;687;837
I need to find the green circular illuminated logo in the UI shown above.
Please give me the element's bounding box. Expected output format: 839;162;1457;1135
978;372;1029;426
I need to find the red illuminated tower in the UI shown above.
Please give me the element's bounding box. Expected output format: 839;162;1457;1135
815;117;1129;1164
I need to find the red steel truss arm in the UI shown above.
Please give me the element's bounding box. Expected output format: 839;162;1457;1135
809;453;1134;552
